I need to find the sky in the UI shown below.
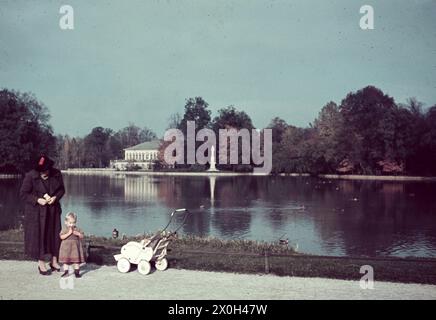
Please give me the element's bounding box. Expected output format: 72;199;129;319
1;0;435;137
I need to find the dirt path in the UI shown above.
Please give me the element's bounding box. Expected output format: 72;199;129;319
0;260;435;300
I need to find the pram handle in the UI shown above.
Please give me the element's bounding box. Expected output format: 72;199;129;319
162;208;190;233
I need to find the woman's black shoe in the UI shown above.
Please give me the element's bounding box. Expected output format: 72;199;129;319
74;269;81;278
61;270;69;277
50;263;61;272
38;266;50;276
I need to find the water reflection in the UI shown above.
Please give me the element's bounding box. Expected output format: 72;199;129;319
124;176;158;201
2;174;436;257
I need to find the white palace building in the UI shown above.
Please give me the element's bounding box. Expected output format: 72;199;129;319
110;140;160;170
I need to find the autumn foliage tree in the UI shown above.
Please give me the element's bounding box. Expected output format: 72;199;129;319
271;86;436;175
0;89;56;173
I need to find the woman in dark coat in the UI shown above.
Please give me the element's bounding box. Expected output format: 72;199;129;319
19;155;65;275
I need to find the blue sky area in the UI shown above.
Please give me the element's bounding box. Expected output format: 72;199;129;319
1;0;435;136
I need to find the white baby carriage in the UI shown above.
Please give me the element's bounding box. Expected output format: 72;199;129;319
114;208;189;275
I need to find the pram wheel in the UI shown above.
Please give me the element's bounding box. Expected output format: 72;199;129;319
138;260;151;275
117;258;131;273
155;258;168;271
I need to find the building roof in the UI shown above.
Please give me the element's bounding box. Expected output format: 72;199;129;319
124;140;161;151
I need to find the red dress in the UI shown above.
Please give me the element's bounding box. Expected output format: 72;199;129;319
58;228;86;264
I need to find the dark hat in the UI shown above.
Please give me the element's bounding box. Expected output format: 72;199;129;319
35;155;54;172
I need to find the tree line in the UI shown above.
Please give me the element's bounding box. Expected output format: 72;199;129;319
55;125;157;169
1;86;435;175
269;87;436;175
0;89;157;172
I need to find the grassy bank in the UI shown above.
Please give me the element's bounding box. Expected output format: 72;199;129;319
1;229;436;284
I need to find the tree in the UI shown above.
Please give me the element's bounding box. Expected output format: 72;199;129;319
268;117;289;144
212;106;254;172
0;89;56;173
114;123;157;149
179;97;211;132
313;101;343;170
404;97;424;118
271;106;341;174
338;86;398;174
55;134;69;170
139;127;157;142
277;126;316;173
167;113;182;130
175;97;211;168
268;117;292;173
397;98;430;175
105;134;123;162
422;105;436;175
83;127;113;168
212;106;254;132
70;137;85;168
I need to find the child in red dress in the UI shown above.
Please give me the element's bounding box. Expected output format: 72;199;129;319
59;212;85;278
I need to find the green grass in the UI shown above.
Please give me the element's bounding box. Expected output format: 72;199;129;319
1;229;436;284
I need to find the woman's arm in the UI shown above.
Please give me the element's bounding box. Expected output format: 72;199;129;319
48;171;66;205
19;172;38;205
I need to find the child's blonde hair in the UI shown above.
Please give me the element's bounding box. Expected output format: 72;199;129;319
65;212;77;222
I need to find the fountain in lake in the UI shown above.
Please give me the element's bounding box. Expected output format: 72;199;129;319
207;145;218;172
207;145;218;206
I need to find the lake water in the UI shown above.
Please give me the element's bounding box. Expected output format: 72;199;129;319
1;174;436;258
